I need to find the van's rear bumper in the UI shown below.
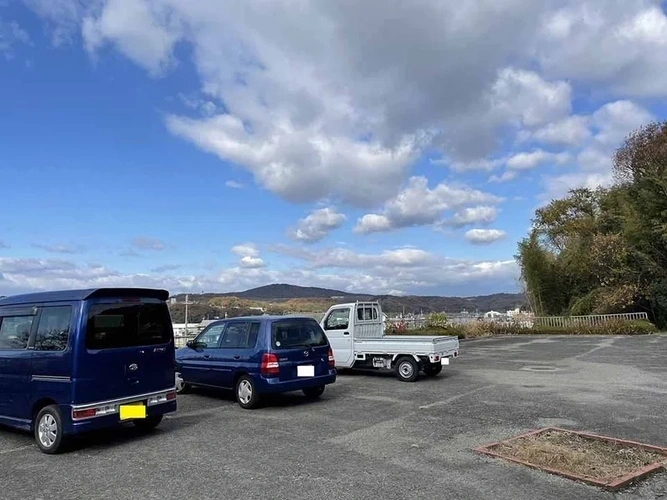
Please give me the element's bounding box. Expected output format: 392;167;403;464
64;387;177;435
255;369;336;394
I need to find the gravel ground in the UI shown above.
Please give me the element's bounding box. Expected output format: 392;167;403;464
1;335;667;500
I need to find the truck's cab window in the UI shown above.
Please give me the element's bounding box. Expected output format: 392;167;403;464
357;306;378;321
325;308;350;330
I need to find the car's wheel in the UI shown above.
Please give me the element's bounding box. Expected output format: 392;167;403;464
236;375;261;409
303;385;325;399
175;372;191;394
394;356;419;382
34;405;66;454
424;363;443;377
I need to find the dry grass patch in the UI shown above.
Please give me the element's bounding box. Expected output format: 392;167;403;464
476;427;667;490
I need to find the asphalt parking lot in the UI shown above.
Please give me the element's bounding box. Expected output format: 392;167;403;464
2;335;667;499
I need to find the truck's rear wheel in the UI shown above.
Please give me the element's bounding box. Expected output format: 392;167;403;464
395;357;419;382
424;363;443;377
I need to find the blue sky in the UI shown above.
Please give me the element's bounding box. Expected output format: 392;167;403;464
1;0;666;297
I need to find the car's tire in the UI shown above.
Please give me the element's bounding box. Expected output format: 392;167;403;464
236;375;261;409
303;385;325;399
34;405;66;454
133;415;163;432
175;372;191;394
394;356;419;382
424;363;443;377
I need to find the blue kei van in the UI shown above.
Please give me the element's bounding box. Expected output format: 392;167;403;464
175;315;336;409
0;287;177;454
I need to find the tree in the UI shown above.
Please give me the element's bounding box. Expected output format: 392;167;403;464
516;120;667;327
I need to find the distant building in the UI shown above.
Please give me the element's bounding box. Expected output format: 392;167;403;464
484;310;504;319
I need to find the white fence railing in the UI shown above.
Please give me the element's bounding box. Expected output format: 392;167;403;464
384;312;650;330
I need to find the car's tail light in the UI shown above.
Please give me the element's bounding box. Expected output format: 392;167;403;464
261;353;280;376
328;347;335;368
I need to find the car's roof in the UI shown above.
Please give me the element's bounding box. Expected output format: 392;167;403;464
210;314;320;323
0;287;170;306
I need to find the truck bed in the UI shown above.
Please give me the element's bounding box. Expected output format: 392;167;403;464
353;335;459;356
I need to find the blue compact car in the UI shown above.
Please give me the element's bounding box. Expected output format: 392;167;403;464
175;315;337;408
0;288;177;454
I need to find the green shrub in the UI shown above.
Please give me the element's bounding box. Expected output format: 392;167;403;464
385;319;657;338
425;312;448;328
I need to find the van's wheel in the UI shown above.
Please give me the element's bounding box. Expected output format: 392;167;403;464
175;372;190;394
395;357;419;382
303;385;325;399
424;364;443;377
133;415;163;431
35;405;66;454
236;375;261;409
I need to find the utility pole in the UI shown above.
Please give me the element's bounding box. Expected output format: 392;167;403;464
184;294;192;336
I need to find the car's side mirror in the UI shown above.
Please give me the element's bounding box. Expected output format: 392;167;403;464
186;340;203;349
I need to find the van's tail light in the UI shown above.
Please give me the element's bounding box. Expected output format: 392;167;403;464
328;347;335;368
72;408;97;419
261;353;280;376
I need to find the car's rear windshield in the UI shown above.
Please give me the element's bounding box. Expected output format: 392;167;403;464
270;318;328;350
85;301;172;350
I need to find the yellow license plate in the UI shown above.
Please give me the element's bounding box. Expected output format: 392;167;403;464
119;403;146;420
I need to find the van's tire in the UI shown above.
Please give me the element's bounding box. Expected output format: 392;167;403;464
303;385;325;399
236;375;261;409
133;415;163;431
424;363;443;377
394;357;419;382
34;405;66;454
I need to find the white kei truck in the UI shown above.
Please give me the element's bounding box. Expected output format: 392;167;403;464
319;301;459;382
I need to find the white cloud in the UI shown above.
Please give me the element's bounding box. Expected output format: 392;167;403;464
354;176;502;234
81;0;183;75
489;67;572;128
289;207;346;243
132;236;166;251
464;229;507;245
230;243;265;268
230;243;259;258
225;180;244;189
165;114;422;207
536;2;667;98
0;18;31;59
446;206;499;228
539;99;655;201
506;149;570;171
488;170;519;183
239;256;265;269
22;0;87;47
528;115;591;146
31;242;84;254
0;247;519;297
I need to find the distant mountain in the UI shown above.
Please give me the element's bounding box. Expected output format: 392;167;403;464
171;283;526;314
228;283;363;300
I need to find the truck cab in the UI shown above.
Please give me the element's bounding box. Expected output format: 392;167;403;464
320;301;459;382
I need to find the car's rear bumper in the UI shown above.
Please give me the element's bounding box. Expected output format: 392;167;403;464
255;369;336;394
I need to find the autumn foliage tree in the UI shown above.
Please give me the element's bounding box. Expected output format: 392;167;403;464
516;121;667;327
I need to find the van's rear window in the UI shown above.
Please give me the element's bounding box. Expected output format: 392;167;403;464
270;318;328;350
85;302;172;349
